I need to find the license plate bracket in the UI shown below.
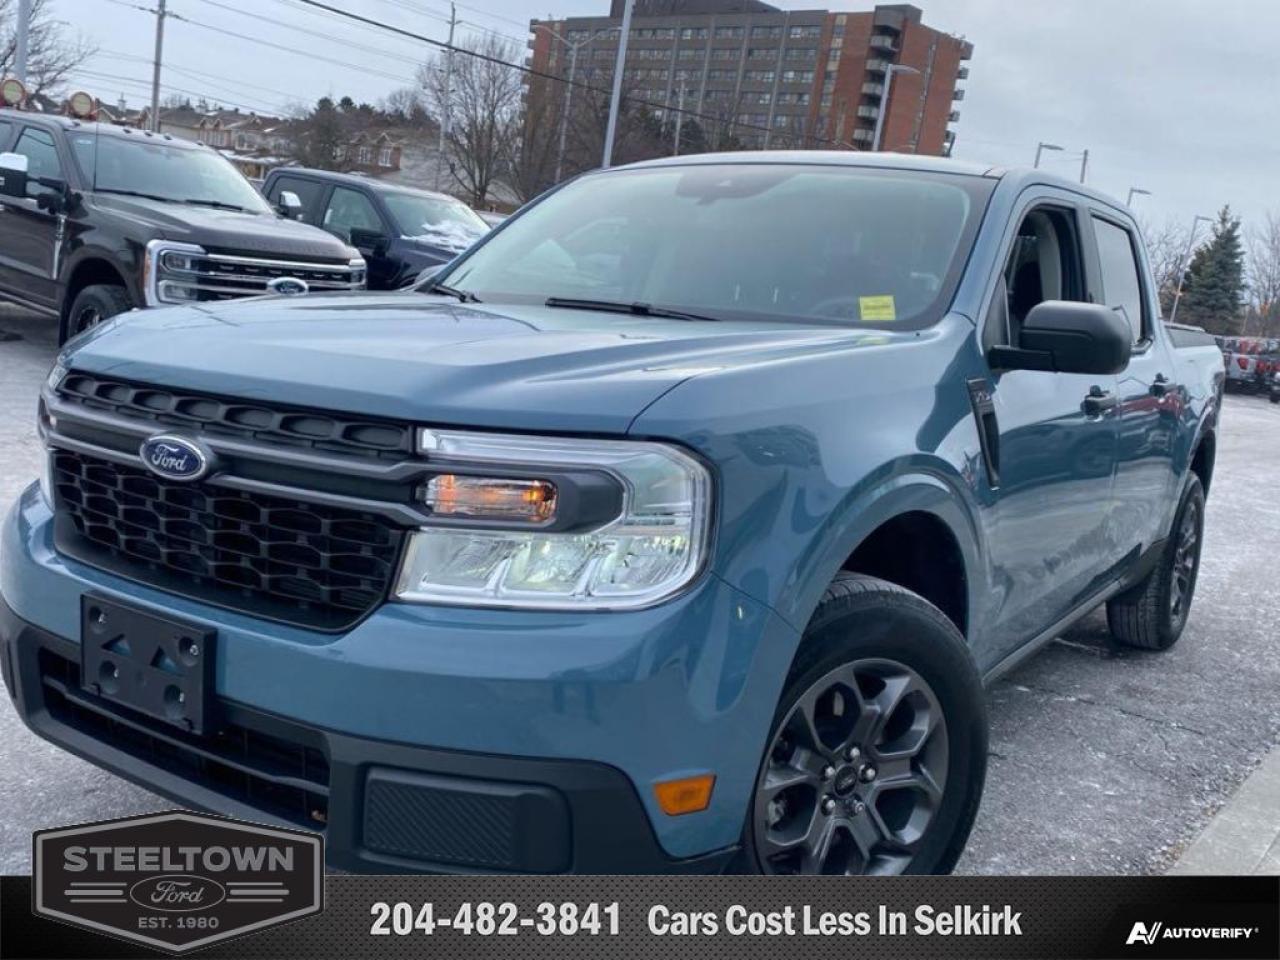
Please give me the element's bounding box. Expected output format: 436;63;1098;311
80;594;216;735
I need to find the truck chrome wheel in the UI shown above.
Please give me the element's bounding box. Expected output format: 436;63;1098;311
1169;497;1201;626
753;658;948;875
72;306;103;336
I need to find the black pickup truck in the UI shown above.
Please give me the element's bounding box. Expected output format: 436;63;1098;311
0;110;365;342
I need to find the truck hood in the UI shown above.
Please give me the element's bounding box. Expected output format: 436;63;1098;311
88;194;359;263
64;293;904;434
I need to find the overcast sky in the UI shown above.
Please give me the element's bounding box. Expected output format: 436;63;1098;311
54;0;1279;228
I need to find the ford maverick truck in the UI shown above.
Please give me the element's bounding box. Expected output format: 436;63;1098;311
1;153;1224;875
0;109;365;343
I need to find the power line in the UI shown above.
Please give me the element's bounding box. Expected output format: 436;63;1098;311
286;0;844;145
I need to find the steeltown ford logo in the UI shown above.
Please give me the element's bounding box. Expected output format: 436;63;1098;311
33;811;323;953
140;435;209;482
267;276;309;296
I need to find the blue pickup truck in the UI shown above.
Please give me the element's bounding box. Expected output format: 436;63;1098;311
1;153;1224;876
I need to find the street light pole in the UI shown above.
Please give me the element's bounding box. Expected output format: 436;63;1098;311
1033;141;1063;168
673;80;687;155
1078;148;1089;184
602;0;635;168
149;0;168;132
1126;187;1151;206
872;64;918;152
1169;214;1214;324
14;0;32;84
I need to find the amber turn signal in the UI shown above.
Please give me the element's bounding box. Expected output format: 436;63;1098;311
653;774;715;816
424;474;556;522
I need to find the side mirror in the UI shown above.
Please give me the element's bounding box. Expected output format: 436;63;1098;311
989;301;1131;375
0;152;29;199
275;190;303;219
349;226;388;258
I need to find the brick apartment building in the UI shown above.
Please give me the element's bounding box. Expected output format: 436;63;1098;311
527;0;971;154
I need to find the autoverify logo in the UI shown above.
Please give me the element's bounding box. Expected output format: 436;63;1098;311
33;811;322;953
1127;921;1261;946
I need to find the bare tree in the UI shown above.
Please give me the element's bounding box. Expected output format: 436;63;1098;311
419;35;523;207
1246;211;1280;337
0;0;94;97
1137;216;1193;317
507;75;561;203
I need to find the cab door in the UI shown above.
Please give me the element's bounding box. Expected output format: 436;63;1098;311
1091;211;1180;558
0;125;65;311
977;196;1121;662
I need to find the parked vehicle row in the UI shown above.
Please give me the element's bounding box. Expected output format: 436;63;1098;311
1215;335;1280;394
1;152;1224;877
0;110;366;343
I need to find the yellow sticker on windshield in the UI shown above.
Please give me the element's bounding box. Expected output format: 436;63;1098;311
859;295;897;322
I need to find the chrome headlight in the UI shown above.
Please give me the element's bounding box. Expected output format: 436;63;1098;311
145;239;206;305
394;430;713;610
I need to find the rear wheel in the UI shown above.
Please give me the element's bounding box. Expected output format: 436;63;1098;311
1106;476;1205;651
62;284;133;343
741;573;986;875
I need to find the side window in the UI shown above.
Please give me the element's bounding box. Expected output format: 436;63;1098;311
321;186;383;242
13;127;63;199
1092;217;1146;344
985;206;1085;350
268;175;325;223
0;120;14;150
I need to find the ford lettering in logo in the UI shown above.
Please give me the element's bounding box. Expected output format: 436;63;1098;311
129;874;227;912
267;276;309;296
140;436;209;482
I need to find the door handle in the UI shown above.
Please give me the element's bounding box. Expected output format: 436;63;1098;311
1151;373;1170;397
1083;386;1118;416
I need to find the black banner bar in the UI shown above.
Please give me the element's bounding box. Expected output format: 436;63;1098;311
2;875;1277;960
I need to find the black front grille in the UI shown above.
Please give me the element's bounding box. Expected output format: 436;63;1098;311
39;649;330;830
53;451;405;631
58;372;414;462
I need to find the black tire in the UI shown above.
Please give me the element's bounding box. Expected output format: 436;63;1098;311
62;284;133;343
1106;475;1205;651
1270;392;1278;404
737;573;987;875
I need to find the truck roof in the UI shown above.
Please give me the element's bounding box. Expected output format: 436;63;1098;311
267;166;459;202
620;150;1131;214
0;108;207;150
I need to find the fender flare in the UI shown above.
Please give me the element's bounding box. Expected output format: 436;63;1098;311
775;465;985;643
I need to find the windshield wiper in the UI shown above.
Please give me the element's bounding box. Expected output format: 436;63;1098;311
545;297;722;323
183;198;250;212
425;281;481;303
95;188;173;203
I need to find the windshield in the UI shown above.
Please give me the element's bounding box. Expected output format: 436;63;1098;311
383;191;489;253
69;131;272;213
440;164;992;328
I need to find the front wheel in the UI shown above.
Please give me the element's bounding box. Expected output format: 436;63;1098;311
62;284;133;344
740;573;987;875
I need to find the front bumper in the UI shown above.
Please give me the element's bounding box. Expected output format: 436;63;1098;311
2;486;799;872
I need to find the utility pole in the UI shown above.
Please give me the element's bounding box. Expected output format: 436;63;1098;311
672;80;686;155
1078;148;1089;184
1169;214;1214;324
435;2;457;190
14;0;32;84
1126;187;1151;207
602;0;634;168
150;0;168;132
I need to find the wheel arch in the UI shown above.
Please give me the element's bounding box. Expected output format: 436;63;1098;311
785;471;983;644
60;254;137;329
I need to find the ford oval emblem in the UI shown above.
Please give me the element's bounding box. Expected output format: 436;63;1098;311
128;874;228;913
267;276;309;296
139;435;209;482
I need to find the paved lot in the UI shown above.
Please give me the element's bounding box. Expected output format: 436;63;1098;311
0;304;1277;874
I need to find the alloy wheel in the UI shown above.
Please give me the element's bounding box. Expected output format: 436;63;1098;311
753;658;948;875
1169;498;1200;625
73;306;103;336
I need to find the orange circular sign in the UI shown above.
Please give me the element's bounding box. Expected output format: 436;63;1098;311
1;77;27;106
68;90;95;117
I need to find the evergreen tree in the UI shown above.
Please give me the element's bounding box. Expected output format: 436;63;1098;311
1179;206;1246;334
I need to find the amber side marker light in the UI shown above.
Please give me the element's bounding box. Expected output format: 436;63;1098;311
654;774;716;816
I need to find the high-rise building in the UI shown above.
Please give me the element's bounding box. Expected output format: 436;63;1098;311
527;1;972;155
